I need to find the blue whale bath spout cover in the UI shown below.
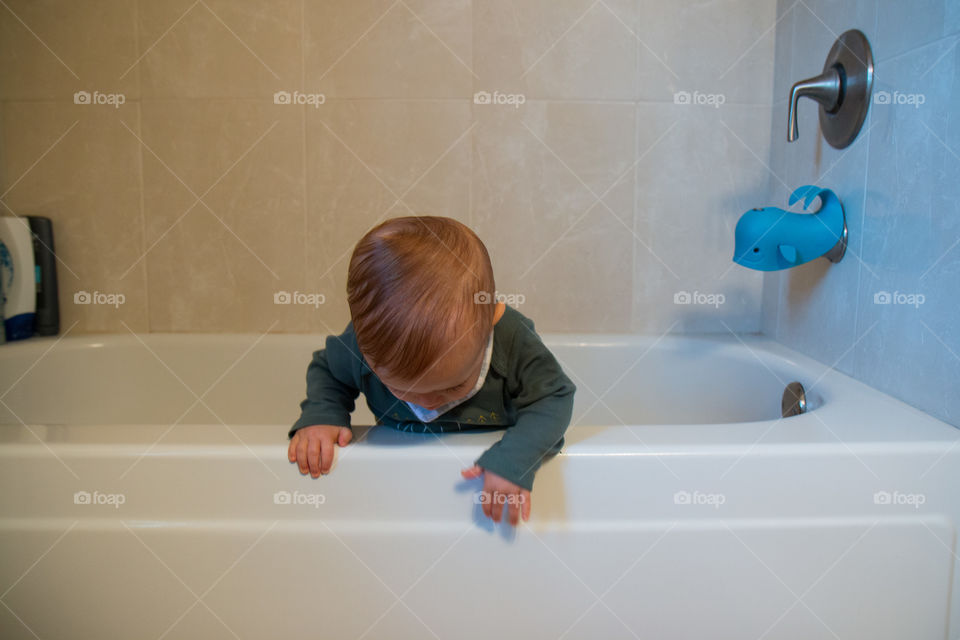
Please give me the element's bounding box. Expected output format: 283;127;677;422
733;185;845;271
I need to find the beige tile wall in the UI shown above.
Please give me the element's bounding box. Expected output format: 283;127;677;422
0;0;776;334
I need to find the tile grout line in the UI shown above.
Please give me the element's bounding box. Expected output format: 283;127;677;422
468;0;474;230
774;0;799;343
135;0;149;334
847;3;881;379
774;1;797;342
632;1;639;332
300;0;308;314
632;101;639;331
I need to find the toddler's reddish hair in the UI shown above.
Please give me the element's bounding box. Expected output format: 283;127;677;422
346;216;496;381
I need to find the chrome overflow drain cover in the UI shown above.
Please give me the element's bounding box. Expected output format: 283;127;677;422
782;382;807;418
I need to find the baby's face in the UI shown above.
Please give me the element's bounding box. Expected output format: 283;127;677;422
371;333;486;410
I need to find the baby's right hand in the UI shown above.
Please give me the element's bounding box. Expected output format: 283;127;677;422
288;425;353;478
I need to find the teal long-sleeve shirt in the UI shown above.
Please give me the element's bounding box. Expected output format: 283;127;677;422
289;305;576;491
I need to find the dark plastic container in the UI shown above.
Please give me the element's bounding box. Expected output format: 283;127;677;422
27;216;59;336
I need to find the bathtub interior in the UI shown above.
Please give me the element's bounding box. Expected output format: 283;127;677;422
0;333;822;428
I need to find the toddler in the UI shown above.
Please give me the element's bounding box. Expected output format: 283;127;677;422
287;216;576;526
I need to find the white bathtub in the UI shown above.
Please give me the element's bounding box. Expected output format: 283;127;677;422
1;332;958;639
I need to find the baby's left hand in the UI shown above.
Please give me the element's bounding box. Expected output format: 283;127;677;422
460;465;531;526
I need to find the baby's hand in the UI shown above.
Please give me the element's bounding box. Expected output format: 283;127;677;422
288;425;353;478
461;465;531;526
